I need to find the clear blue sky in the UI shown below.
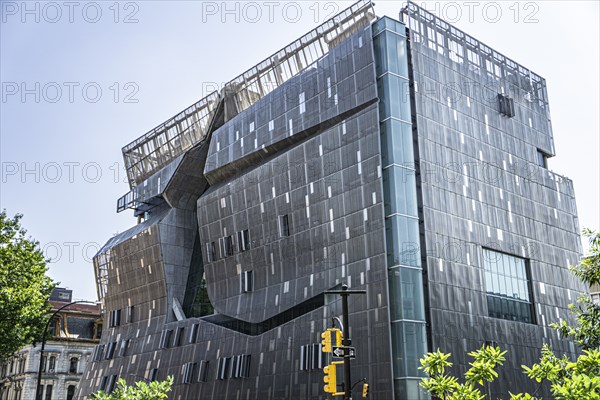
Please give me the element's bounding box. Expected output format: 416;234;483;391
1;1;598;301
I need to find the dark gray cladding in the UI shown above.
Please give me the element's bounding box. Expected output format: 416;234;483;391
80;24;398;399
204;25;378;185
402;2;585;398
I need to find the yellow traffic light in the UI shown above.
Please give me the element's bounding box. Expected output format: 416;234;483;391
323;363;337;394
333;328;343;347
362;383;369;398
321;330;332;353
321;328;343;353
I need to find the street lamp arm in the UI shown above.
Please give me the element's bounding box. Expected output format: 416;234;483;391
34;300;97;400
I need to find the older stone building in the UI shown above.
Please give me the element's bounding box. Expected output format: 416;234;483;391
0;288;101;400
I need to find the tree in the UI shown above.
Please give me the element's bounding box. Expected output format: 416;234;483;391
552;229;600;350
90;376;174;400
0;211;55;362
511;344;600;400
419;229;600;400
420;345;507;400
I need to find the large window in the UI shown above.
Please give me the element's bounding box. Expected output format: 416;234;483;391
483;249;535;324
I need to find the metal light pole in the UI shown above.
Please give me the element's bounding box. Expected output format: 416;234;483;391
35;300;97;400
325;284;366;400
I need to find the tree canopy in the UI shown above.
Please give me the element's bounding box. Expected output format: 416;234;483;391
90;376;173;400
552;229;600;350
0;211;55;362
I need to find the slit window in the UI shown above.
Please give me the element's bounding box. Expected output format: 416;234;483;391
93;345;104;362
159;330;173;349
206;242;216;262
536;150;548;168
128;306;135;323
174;327;185;347
105;342;117;360
118;339;130;357
217;357;230;380
279;215;290;237
149;368;159;382
98;376;108;392
182;362;197;384
109;309;121;328
223;236;234;257
300;344;325;371
106;375;118;393
198;360;209;382
189;323;199;344
240;271;254;293
237;229;250;252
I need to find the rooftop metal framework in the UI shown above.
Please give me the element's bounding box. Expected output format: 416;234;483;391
122;0;375;188
122;92;220;188
401;1;549;110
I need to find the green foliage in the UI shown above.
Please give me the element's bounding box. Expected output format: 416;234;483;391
419;345;506;400
0;211;55;362
90;376;173;400
511;345;600;400
552;229;600;350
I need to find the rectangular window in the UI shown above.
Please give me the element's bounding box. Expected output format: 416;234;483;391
300;344;325;371
149;368;159;382
497;93;515;117
105;342;117;359
536;150;548;168
159;330;173;349
182;362;197;384
98;376;108;392
174;327;185;347
240;271;254;293
44;385;52;400
93;345;104;362
198;360;209;382
189;323;199;344
69;357;78;374
223;236;234;257
217;357;230;380
109;309;121;328
279;215;290;237
128;306;135;323
107;375;118;393
237;229;250;252
118;339;130;357
483;248;535;324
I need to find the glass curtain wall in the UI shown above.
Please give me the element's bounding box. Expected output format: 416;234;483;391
373;17;428;400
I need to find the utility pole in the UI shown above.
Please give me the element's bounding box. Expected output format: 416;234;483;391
324;284;366;400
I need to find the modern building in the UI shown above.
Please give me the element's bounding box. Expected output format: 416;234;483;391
78;1;586;399
0;288;102;400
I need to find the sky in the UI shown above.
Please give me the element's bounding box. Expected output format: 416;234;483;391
1;1;598;302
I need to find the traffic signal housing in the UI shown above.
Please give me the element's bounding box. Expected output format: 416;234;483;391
362;383;369;398
333;328;343;347
321;328;343;353
323;363;337;394
321;329;332;353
